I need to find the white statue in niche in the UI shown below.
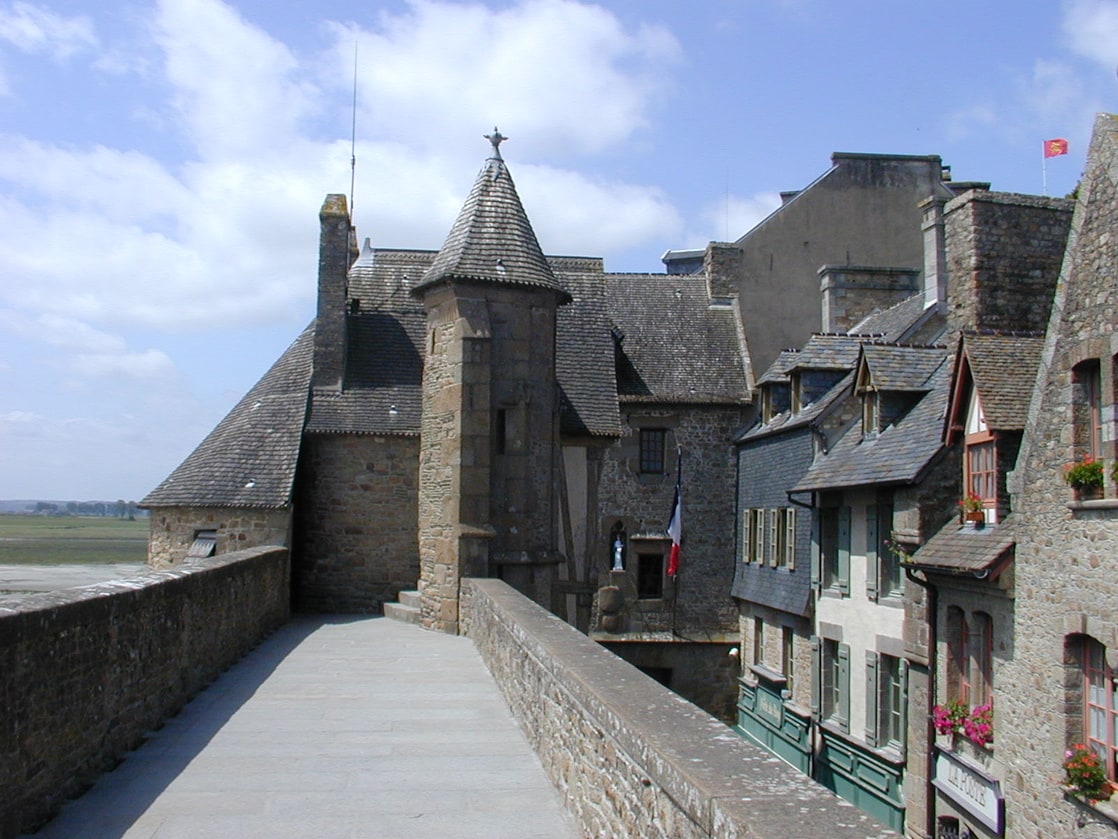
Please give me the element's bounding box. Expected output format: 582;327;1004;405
612;536;624;571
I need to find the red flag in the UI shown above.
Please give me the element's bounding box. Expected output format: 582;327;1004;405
666;473;681;578
1044;138;1069;158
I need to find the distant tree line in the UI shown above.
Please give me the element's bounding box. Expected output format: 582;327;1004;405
30;501;146;519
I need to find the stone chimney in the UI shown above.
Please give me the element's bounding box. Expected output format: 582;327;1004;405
312;194;351;390
943;190;1073;337
703;243;743;301
819;265;921;333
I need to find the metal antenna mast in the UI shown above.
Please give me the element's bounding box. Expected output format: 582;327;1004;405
349;40;358;219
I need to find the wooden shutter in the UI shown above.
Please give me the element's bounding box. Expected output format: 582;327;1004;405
837;506;851;595
768;508;779;566
785;507;797;570
864;650;880;747
838;642;851;732
865;504;879;601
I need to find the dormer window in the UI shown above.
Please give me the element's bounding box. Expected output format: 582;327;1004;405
863;391;879;436
761;382;792;423
963;390;996;519
790;373;802;414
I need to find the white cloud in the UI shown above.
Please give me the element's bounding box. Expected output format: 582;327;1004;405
333;0;680;158
0;1;97;59
153;0;320;160
70;348;175;379
1064;0;1118;68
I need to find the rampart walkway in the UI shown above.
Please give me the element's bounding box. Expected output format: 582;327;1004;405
25;615;580;839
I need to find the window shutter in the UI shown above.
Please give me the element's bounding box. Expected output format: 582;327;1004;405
838;642;851;732
810;635;822;720
760;510;769;568
899;659;909;755
785;507;797;570
864;650;880;747
865;505;879;601
768;508;779;566
837;506;851;595
810;513;821;590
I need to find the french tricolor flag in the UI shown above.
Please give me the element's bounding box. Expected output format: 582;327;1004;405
666;457;682;578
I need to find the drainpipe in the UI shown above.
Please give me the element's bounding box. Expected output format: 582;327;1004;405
905;565;938;839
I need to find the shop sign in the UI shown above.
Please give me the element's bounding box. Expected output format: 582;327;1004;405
932;747;1004;835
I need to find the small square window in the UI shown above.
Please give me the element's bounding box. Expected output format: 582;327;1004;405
639;428;666;474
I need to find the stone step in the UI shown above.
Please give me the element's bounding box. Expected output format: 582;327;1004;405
398;589;421;609
384;601;421;624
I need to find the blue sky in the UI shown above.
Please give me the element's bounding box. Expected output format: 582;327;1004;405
0;0;1113;501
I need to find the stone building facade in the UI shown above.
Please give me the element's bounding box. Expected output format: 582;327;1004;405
994;113;1118;836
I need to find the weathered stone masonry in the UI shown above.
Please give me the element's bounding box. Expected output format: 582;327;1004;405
462;578;898;839
0;546;289;839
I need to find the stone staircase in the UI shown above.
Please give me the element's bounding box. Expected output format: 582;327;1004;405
383;589;421;624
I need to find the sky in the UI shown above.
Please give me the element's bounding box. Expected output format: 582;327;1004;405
0;0;1114;501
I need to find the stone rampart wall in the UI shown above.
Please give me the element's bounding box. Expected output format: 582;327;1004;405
461;578;896;839
0;546;289;838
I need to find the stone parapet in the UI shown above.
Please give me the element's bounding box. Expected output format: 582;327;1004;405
461;578;897;839
0;546;289;838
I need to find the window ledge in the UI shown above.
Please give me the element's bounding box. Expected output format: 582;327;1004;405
1063;786;1118;825
749;663;787;685
1068;498;1118;512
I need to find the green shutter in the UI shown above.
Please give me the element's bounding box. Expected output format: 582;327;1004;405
838;642;851;733
837;506;851;595
865;650;880;747
810;635;822;720
810;513;821;590
865;504;879;601
899;659;909;755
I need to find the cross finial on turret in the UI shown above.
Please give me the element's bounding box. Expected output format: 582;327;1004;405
485;126;507;159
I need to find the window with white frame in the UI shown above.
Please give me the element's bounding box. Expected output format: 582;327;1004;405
813;637;849;732
774;507;796;568
743;508;764;563
812;498;850;595
878;654;906;750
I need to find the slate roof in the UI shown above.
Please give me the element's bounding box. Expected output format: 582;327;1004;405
142;324;314;508
411;155;570;303
556;271;622;436
960;332;1044;430
793;345;952;491
860;343;944;391
756;349;799;385
736;371;854;443
604;273;751;404
907;516;1016;577
788;333;868;372
851;293;928;342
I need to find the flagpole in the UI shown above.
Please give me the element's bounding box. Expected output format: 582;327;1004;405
1043;152;1048;197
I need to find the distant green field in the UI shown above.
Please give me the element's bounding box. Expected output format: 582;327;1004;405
0;515;148;565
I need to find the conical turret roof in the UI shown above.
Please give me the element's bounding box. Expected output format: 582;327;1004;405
412;132;570;302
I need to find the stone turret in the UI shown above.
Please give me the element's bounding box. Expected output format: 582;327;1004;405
411;130;569;633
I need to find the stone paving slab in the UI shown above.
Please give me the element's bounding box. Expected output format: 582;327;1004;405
24;615;581;839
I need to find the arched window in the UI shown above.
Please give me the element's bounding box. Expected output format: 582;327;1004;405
1083;637;1118;780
